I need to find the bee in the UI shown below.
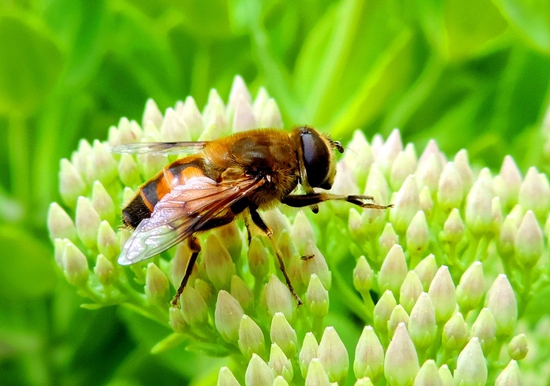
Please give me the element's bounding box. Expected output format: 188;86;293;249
113;126;391;306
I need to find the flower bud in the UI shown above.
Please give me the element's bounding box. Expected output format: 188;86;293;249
376;129;403;177
302;240;331;290
88;140;118;185
265;275;294;320
406;211;430;257
97;221;119;261
442;312;468;352
270;312;297;358
238;315;266;359
59;158;87;207
493;155;522;210
408;292;437;349
354;377;374;386
454;338;487;386
419;186;434;220
204;233;236;290
54;238;69;268
353;256;374;295
273;376;289;386
428;266;456;323
378;244;408;295
437;162;464;211
94;254;115;286
499;205;523;256
414;359;442;386
181;286;208;327
117;117;142;144
299;332;319;379
291;210;316;253
75;196;102;249
305;358;330;386
194;278;215;306
161;107;190;142
48;202;76;241
245;353;274;386
438;365;453;386
180;96;204;139
456;261;484;313
269;343;293;382
486;275;517;337
374;290;397;336
259;98;283;129
453;149;474;191
388;305;410;338
465;178;494;235
231;275;254;312
518;167;550;219
318;326;349;384
248;237;269;281
495;360;521;386
514;210;543;267
71;139;92;176
354;326;384;382
470;308;497;354
170;242;197;290
143;98;163;127
507;333;528;360
118;154;142;187
215;290;244;342
378;223;398;260
384;323;419;385
63;241;89;286
414;254;437;291
169;306;186;333
390;149;417;192
216;222;242;261
343;130;374;190
306;274;329;318
91;181;115;224
390;175;420;234
417;153;442;194
400;270;423;313
217;366;240;386
440;209;464;247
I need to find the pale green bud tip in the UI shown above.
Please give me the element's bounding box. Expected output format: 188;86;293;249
306;274;329;317
231;275;254;312
354;377;374;386
428;265;456;323
75;196;102;249
454;337;487;386
59;158;86;207
438;365;454;386
145;263;169;304
63;241;89;286
408;292;437;349
181;286;208;327
248;237;269;280
245;353;274;386
354;326;384;381
388;305;410;338
378;223;398;258
465;178;494;235
390;175;420;233
97;220;120;261
94;254;115;286
414;254;437;291
217;366;240;386
91;181;115;223
495;360;521;386
204;233;236;289
378;244;408;294
508;334;528;360
456;261;484;312
353;256;374;294
299;332;319;379
302;240;331;290
442;312;468;351
470;308;497;354
376;128;403;176
48;202;76;240
373;290;397;334
400;270;423;314
88;140;118;184
514;210;543;267
486;275;518;337
265;275;294;320
270;312;298;358
318;326;349;383
384;323;419;385
118;154;141;187
169;307;186;333
215;290;244;342
441;208;464;245
519;167;550;216
406;210;430;256
305;358;330;386
437;162;464;210
238;315;265;359
414;359;442;386
269;343;294;382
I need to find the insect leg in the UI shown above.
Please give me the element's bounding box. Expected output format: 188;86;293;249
172;236;201;307
249;207;303;306
282;193;393;210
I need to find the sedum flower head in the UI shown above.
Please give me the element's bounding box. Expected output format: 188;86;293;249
49;76;547;384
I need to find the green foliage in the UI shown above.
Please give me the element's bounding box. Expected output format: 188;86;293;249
1;0;550;384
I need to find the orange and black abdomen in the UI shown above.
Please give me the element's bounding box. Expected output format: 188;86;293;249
122;156;208;228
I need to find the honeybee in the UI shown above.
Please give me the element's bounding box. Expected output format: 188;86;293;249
113;126;391;306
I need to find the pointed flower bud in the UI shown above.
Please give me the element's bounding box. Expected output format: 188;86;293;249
63;241;89;286
305;358;330;386
499;206;523;256
248;237;269;280
390;149;417;192
408;292;437;349
417;153;442;194
437;162;464;211
59;158;87;207
204;233;236;290
518;167;550;218
88;140;118;185
353;256;374;295
419;186;434;217
514;210;543;267
378;223;399;260
269;343;293;382
318;326;349;384
270;312;298;358
265;275;294;320
302;240;331;290
456;261;484;313
428;266;456;323
273;376;289;386
91;181;115;224
231;275;254;312
390;175;420;234
97;220;119;261
118;154;141;187
145;263;169;305
454;338;487;386
238;315;266;359
143;98;163;127
217;366;240;386
169;306;186;333
354;326;384;382
216;221;242;261
495;360;521;386
94;254;115;286
438;365;453;386
388;305;410;338
259;98;283;128
470;308;497;354
180;96;204;139
161;107;190;142
486;275;517;337
378;244;408;295
215;290;244;342
245;353;274;386
440;208;464;245
465;178;494;235
75;196;102;249
442;312;468;352
306;274;329;318
507;334;528;360
493;155;522;210
354;377;375;386
406;211;430;257
384;323;419;385
299;332;319;379
374;290;397;336
376;129;403;177
414;359;442;386
181;286;208;327
400;270;423;314
48;202;76;241
414;254;437;291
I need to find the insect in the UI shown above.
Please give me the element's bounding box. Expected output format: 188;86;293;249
113;126;392;307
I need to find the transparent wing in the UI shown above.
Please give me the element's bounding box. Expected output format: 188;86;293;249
118;176;264;265
110;141;208;155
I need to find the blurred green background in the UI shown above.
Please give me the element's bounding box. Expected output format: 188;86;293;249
1;0;549;384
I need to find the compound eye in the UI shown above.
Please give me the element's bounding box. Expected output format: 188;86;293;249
301;129;331;188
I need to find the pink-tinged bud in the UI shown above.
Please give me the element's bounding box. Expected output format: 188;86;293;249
470;308;497;355
414;254;438;291
374;290;397;336
215;290;244;342
160;107;190;142
400;271;423;314
59;158;87;207
204;233;236;290
514;210;543;267
48;202;77;241
343;130;374;190
302;240;331;290
454;338;487;386
438;365;453;386
414;359;442;386
371;134;383;156
419;139;446;166
306;274;329;318
440;208;464;245
388;305;410;338
384;323;419;385
142;98;163;128
54;238;69;269
71;139;93;176
508;334;528;360
378;223;399;261
318;326;349;384
263;208;290;239
428;266;456;323
238;315;266;359
291;211;316;253
231;95;256;133
495;360;521;386
378;244;408;295
417;153;443;195
277;230;296;265
442;312;468;352
353;256;374;295
498;205;523;256
299;332;319;379
169;306;186;333
419;186;434;218
178;97;203;140
408;292;437;349
62;241;89;286
518;167;550;219
202;90;229;139
94;254;115;286
492;197;503;232
248;237;269;281
91;181;115;224
117;117;142;144
465;178;494;235
456;261;484;313
486;275;517;337
181;286;208;327
354;326;384;382
270;312;298;358
88;140;118;185
231;275;254;312
75;196;102;249
245;353;274;386
390;175;420;234
305;358;330;386
365;165;390;208
390;149;418;192
118;154;141;188
407;211;430;257
97;221;119;262
259;98;283;129
265;275;295;320
228;76;252;110
349;208;366;242
376;129;403;177
493;156;522;210
269;343;293;382
437;162;464;211
453;149;474;191
217;366;240;386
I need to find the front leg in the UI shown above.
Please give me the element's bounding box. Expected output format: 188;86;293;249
282;193;393;210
